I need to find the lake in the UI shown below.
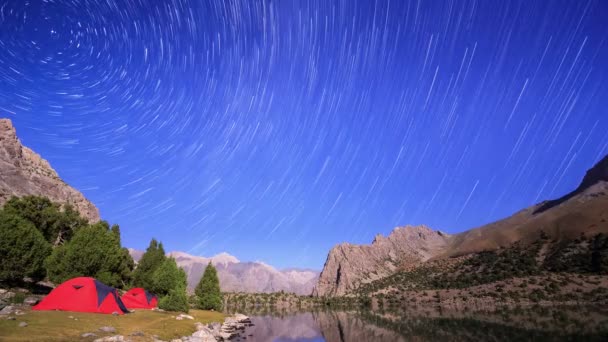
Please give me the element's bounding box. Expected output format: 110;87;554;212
229;306;608;342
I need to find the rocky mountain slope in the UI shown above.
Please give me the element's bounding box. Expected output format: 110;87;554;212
313;225;450;296
129;249;319;295
0;118;100;222
314;154;608;297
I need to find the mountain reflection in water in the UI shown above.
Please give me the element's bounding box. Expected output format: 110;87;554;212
241;311;403;342
232;306;608;342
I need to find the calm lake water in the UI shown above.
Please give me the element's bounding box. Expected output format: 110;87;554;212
229;306;608;342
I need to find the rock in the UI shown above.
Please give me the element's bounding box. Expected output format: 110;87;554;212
0;118;100;222
23;297;39;306
19;322;28;327
6;316;16;320
0;305;14;315
129;331;144;336
0;290;14;301
68;316;74;319
98;326;116;333
191;327;217;342
176;316;183;320
93;336;125;342
232;314;250;323
112;311;119;316
82;333;97;338
177;314;194;320
313;225;450;296
14;309;25;316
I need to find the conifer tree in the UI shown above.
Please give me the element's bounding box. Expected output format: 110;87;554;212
195;262;222;311
132;238;166;289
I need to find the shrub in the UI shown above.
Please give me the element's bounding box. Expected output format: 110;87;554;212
159;288;189;313
152;257;187;296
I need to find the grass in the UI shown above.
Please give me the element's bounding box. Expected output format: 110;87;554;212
0;308;224;341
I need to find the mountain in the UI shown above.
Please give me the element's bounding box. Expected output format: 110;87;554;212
129;249;319;295
0;118;100;222
312;225;450;297
314;154;608;297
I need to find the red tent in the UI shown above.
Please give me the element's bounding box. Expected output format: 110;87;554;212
33;277;129;315
121;288;158;309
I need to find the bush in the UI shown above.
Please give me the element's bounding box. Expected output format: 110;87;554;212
159;288;189;313
152;257;187;296
0;211;52;284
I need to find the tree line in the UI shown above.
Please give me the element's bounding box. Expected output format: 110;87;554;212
0;195;222;313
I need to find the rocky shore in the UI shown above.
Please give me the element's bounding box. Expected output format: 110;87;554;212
178;313;253;342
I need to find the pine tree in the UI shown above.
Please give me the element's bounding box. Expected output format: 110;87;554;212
195;262;223;311
132;239;166;290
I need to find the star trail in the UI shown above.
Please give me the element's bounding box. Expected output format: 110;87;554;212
1;0;607;269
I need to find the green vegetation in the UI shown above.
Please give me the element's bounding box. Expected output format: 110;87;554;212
151;257;186;296
0;196;194;313
45;221;134;288
159;288;190;313
195;263;223;311
132;239;166;290
0;211;51;284
1;196;88;246
153;257;189;313
358;233;608;297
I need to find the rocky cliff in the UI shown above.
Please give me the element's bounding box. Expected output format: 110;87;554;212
0;118;100;222
129;250;319;295
314;154;608;297
312;225;450;296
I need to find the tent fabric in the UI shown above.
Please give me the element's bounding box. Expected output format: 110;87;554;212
121;288;158;309
33;277;129;314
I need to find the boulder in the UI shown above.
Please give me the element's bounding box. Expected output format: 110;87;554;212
19;321;28;327
82;333;97;338
98;326;116;333
129;331;144;337
0;305;14;315
190;327;217;342
23;297;39;306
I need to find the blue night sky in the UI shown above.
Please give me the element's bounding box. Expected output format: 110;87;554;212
1;0;607;270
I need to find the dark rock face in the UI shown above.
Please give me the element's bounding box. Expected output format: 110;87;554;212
0;118;99;222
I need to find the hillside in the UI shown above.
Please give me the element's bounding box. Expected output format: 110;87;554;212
129;249;319;295
0;118;99;222
314;154;608;297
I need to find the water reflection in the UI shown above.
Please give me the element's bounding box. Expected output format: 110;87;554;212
231;306;608;342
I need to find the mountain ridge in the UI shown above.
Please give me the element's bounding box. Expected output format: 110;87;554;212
0;118;100;222
313;154;608;297
129;249;320;295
